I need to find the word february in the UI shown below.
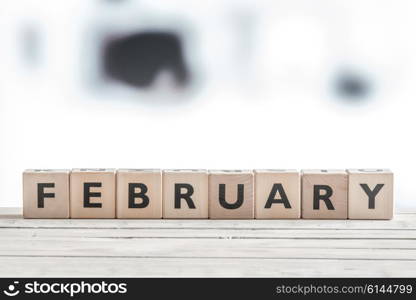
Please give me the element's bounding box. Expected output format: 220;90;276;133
22;169;394;220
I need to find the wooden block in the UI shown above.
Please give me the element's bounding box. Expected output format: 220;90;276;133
117;169;162;219
163;169;208;219
70;168;116;219
254;169;300;219
348;169;393;219
209;170;254;219
302;169;348;219
23;169;70;218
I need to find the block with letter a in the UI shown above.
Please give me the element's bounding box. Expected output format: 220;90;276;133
255;169;300;219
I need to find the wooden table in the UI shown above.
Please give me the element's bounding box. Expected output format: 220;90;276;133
0;208;415;277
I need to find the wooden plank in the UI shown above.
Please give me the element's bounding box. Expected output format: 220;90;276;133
0;228;414;239
1;214;416;230
0;207;414;277
0;239;415;260
1;208;415;228
0;257;415;277
2;237;414;249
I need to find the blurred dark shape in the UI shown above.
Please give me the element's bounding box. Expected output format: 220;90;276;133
335;71;371;100
102;0;127;4
103;32;189;88
21;25;42;67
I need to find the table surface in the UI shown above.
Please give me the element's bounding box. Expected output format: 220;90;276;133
0;208;415;277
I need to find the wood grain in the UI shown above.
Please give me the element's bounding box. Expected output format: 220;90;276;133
0;208;415;277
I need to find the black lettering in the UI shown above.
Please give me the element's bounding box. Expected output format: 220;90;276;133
359;183;384;209
128;183;149;208
37;183;55;208
313;185;335;210
219;184;244;209
174;183;196;209
84;182;102;208
264;184;291;209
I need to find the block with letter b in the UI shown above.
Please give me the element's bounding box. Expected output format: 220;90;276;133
163;169;208;219
348;169;393;219
254;169;300;219
70;168;116;219
117;169;162;219
302;169;348;219
209;170;254;219
23;169;70;218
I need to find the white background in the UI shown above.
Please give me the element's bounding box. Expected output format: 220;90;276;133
0;0;415;209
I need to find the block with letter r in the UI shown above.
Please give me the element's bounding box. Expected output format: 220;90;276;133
301;169;348;219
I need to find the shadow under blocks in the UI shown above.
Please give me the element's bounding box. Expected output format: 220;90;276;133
22;169;394;220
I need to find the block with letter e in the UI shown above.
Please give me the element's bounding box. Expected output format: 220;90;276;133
348;169;393;219
302;169;348;219
70;168;116;218
23;169;70;218
117;169;162;219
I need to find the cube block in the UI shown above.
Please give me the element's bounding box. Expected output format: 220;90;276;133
255;169;300;219
21;168;394;220
209;170;254;219
70;168;116;218
117;169;162;219
163;169;208;219
302;169;348;219
348;169;393;219
23;169;70;218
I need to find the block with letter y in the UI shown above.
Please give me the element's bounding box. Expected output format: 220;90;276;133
348;169;393;219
